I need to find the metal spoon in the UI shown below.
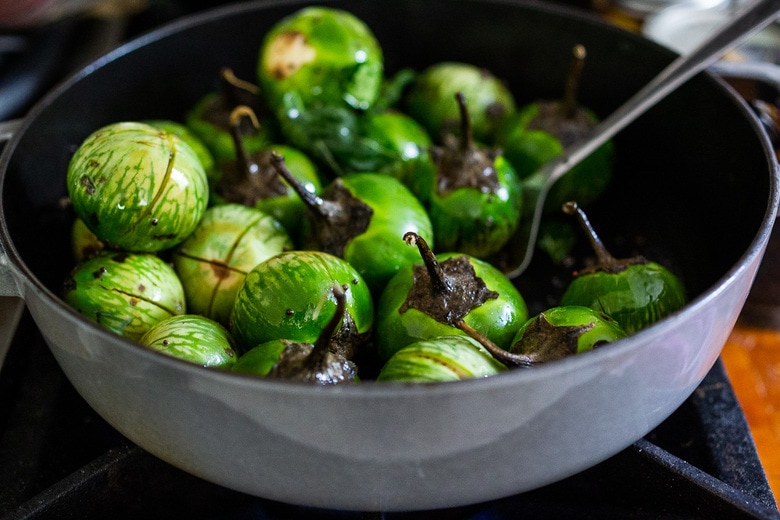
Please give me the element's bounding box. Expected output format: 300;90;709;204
504;0;780;280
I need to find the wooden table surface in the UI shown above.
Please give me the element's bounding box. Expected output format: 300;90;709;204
721;323;780;501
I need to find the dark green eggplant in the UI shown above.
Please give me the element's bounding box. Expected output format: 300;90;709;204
211;106;322;241
474;305;627;367
270;154;433;294
405;61;515;143
375;232;527;362
421;92;522;258
230;250;374;360
497;45;613;213
559;201;687;334
232;284;358;384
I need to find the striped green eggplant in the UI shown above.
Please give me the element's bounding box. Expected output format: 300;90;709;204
377;335;507;383
230;250;373;359
139;314;238;368
66;121;209;253
173;203;293;326
63;251;185;341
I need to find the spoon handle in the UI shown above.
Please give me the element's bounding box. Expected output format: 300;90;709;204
505;0;780;279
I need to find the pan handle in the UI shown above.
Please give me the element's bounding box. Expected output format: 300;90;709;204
0;116;28;298
0;119;28;369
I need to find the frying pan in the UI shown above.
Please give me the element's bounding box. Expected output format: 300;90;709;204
0;0;777;512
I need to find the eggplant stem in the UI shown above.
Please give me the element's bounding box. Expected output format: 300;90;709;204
269;152;331;219
309;284;347;369
220;67;260;106
562;44;587;119
455;92;474;152
562;201;619;269
228;105;260;180
455;320;536;368
404;231;450;295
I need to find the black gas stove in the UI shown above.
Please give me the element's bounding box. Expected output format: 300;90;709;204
0;1;779;518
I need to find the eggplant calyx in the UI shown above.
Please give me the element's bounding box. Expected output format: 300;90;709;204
401;231;499;326
216;106;287;205
563;201;646;275
270;153;372;256
268;284;357;384
527;45;593;147
511;312;595;363
431;92;501;195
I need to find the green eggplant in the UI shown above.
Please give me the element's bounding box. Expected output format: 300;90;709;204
375;232;527;362
139;314;239;368
271;154;433;294
230;250;374;359
63;251;185;341
475;305;627;367
497;45;613;213
377;335;507;383
421;93;522;258
559;201;687;334
405;61;515;143
172;203;293;327
355;109;435;187
66;121;209;253
257;6;384;113
211;106;322;241
232;284;358;384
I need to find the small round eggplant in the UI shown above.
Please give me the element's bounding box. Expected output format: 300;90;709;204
375;232;527;362
66;121;209;253
498;46;613;213
475;306;626;367
377;335;507;383
271;154;433;294
212;106;322;241
230;250;374;359
232;284;358;384
139;314;239;368
172;203;293;327
559;201;687;334
405;61;515;143
257;6;384;112
63;251;185;341
421;93;522;258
